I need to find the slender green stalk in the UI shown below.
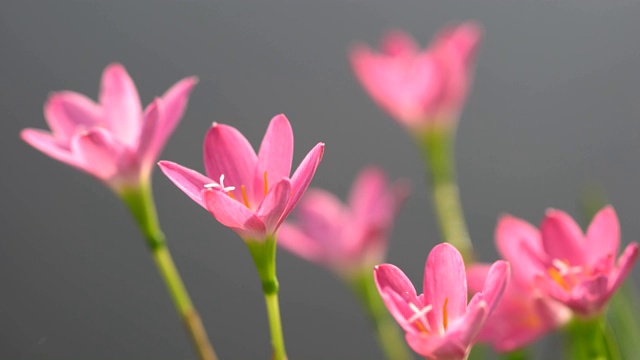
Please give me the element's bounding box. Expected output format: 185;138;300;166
348;271;414;360
564;316;621;360
246;236;288;360
607;281;640;358
500;348;530;360
120;183;218;360
416;127;474;263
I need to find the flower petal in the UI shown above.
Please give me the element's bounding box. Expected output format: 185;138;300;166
424;243;468;331
284;142;325;217
137;98;162;172
202;188;265;240
495;215;546;284
278;223;326;264
44;91;102;144
255;114;293;201
348;166;388;222
141;77;198;164
294;189;346;244
380;30;420;56
21;129;83;169
444;295;487;353
466;264;491;294
374;264;421;332
585;206;620;266
203;123;258;205
405;331;467;359
540;209;586;265
70;128;126;180
481;260;510;314
255;178;291;234
606;242;640;304
99;63;142;145
158;160;213;208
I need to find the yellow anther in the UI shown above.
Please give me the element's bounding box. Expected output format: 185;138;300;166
442;298;449;331
241;185;250;208
227;192;236;200
263;171;269;195
548;267;571;291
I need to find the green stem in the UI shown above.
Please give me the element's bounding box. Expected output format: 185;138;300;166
416;127;474;263
500;348;531;360
120;183;218;360
246;236;288;360
348;271;414;360
564;316;621;360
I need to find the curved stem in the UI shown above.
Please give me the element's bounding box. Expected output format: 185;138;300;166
416;128;474;264
348;271;414;360
120;183;218;360
246;236;288;360
564;316;621;360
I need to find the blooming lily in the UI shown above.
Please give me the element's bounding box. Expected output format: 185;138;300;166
349;23;481;133
529;206;638;318
21;63;197;192
375;243;509;360
466;215;571;352
159;114;324;241
278;166;409;276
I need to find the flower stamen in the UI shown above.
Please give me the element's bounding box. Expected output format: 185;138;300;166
241;185;251;208
263;171;269;196
204;174;236;193
408;302;432;334
442;297;449;331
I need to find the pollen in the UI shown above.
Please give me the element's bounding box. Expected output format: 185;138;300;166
263;171;269;195
408;302;432;334
442;297;449;331
204;174;236;193
240;185;251;208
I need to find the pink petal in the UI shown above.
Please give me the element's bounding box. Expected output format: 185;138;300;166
466;264;491;294
540;209;586;266
158;160;213;208
255;114;293;201
278;223;326;264
380;30;420;56
70;128;125;180
21;129;83;169
202;188;266;240
255;178;291;234
203;123;258;205
405;332;467;359
283;142;325;217
606;242;640;303
295;189;346;242
443;296;488;354
137;98;162;172
374;264;421;333
585;206;620;266
99;63;143;146
481;260;510;314
495;215;546;284
142;77;198;163
424;243;468;332
44;91;102;144
348;166;388;222
434;22;483;68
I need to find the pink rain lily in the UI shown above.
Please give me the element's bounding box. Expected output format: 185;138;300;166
349;22;481;133
278;166;409;276
21;63;197;192
159;114;324;241
375;243;509;360
528;206;639;318
466;215;571;352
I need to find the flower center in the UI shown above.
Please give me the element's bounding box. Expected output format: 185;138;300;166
408;302;433;334
204;174;236;193
547;258;583;291
204;172;271;210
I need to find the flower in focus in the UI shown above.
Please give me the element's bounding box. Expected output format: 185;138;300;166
466;215;571;352
21;63;198;192
159;114;324;241
529;206;639;318
375;243;509;360
278;166;409;277
349;22;481;133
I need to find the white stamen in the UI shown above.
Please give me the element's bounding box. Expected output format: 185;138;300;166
204;174;236;192
407;303;433;331
552;259;582;276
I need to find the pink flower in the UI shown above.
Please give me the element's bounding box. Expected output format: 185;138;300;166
278;166;409;276
21;63;197;192
375;243;509;360
349;23;481;132
529;206;639;318
159;114;324;241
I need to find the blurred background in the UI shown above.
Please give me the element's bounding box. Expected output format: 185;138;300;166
3;0;640;358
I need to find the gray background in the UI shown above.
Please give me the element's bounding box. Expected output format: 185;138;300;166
2;0;640;359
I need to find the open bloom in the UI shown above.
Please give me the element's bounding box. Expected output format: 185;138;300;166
466;215;571;352
278;166;409;276
375;243;509;360
350;23;481;133
159;114;324;241
21;63;197;192
525;206;639;318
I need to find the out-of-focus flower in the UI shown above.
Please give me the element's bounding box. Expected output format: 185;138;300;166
278;166;409;277
349;23;481;133
159;114;324;241
532;206;639;318
375;243;509;360
21;63;197;192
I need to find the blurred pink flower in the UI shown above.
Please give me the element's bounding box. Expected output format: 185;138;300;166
278;166;409;276
466;215;572;352
375;243;509;360
21;63;197;192
159;114;324;241
530;206;639;317
350;23;481;133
